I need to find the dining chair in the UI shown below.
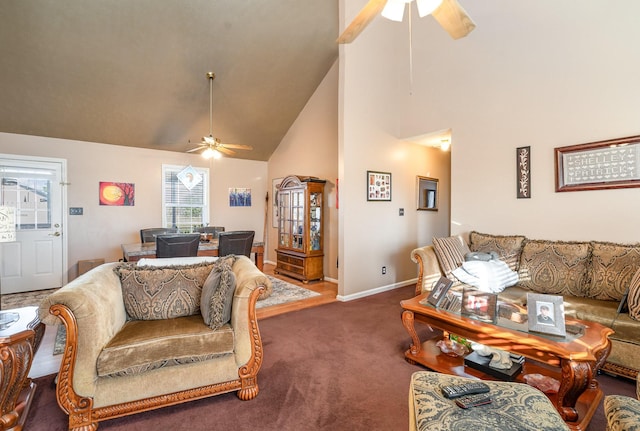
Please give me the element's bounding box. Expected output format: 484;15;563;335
140;227;178;243
155;234;200;258
217;231;255;258
195;226;226;238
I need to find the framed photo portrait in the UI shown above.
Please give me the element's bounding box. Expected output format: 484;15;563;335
367;171;391;201
527;293;566;336
426;277;454;307
461;288;497;323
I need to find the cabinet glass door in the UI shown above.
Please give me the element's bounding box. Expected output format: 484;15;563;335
278;191;290;247
291;190;304;251
309;191;322;251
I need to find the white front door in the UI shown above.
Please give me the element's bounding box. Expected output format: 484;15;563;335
0;156;67;293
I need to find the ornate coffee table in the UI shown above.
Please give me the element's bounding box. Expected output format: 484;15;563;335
400;293;613;431
0;306;45;430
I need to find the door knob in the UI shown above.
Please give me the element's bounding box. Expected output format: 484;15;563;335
49;232;61;237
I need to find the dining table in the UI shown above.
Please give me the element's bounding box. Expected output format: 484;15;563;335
121;240;265;271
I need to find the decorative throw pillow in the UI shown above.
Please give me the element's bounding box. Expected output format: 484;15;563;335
627;268;640;321
468;231;526;271
115;262;214;320
518;240;591;297
588;241;640;301
432;236;470;277
201;256;238;330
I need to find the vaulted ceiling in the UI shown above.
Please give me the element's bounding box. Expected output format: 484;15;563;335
0;1;339;161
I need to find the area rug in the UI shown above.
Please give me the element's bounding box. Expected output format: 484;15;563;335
0;288;58;310
51;276;319;355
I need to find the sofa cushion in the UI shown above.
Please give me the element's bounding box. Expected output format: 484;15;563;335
201;256;237;330
468;231;526;271
115;262;214;320
588;241;640;301
517;240;591;297
96;314;234;377
627;268;640;321
432;236;470;277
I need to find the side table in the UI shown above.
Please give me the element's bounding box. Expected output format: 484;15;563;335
0;306;45;430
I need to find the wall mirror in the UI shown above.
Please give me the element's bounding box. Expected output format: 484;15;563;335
417;176;438;211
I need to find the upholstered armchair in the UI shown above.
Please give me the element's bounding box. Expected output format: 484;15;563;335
605;374;640;431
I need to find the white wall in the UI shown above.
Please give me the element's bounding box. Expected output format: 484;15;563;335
268;60;340;281
399;0;640;243
339;0;640;298
0;132;267;281
339;2;451;298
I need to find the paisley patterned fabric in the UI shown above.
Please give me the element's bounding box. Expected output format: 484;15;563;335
201;256;237;330
409;371;569;431
469;231;526;271
588;241;640;301
605;387;640;431
517;240;591;297
115;262;214;320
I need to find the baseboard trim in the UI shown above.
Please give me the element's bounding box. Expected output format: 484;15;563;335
337;278;417;302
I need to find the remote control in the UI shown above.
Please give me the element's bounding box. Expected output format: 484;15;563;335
455;393;492;409
440;382;490;399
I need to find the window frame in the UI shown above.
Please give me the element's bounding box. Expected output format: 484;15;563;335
161;164;209;232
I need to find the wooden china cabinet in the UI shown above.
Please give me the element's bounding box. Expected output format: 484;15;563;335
275;175;326;283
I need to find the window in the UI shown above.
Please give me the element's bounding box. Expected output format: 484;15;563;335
162;165;209;232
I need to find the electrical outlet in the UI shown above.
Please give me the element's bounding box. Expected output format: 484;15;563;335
382;266;386;275
399;208;404;216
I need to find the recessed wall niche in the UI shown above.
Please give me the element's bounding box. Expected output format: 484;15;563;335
417;176;438;211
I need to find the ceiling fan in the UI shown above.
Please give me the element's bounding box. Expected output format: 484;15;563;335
337;0;475;44
186;72;253;159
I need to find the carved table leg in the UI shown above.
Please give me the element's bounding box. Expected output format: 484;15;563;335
557;359;592;423
401;310;422;360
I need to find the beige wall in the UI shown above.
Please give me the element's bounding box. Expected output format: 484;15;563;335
0;132;267;281
339;0;640;298
268;60;340;281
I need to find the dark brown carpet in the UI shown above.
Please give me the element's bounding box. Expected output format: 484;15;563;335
26;285;635;430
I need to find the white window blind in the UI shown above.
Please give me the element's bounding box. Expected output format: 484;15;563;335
162;165;209;232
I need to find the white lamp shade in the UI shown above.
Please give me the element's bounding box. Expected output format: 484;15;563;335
381;0;409;22
416;0;443;17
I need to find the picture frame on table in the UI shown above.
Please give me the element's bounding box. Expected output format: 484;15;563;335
527;293;566;336
367;171;391;201
426;277;454;307
461;287;497;323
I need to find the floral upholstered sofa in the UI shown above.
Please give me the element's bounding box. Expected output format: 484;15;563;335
39;255;271;431
411;231;640;379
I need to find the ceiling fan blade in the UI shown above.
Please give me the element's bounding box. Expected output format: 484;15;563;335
431;0;476;40
216;146;236;156
221;143;253;151
337;0;388;44
186;147;205;153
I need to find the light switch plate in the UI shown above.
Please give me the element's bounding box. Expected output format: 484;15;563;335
69;207;83;215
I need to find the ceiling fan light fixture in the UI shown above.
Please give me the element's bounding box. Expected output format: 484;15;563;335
201;147;216;159
416;0;443;17
381;0;409;22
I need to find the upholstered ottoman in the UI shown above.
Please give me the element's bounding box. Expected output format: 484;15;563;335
409;371;569;431
604;375;640;431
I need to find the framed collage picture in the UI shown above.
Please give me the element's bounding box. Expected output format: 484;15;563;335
367;171;391;201
461;287;497;323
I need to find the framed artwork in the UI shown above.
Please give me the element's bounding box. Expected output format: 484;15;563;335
426;277;453;307
99;182;135;206
461;287;497;323
527;293;566;336
517;146;531;198
367;171;391;201
229;188;252;207
555;135;640;192
272;177;283;227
